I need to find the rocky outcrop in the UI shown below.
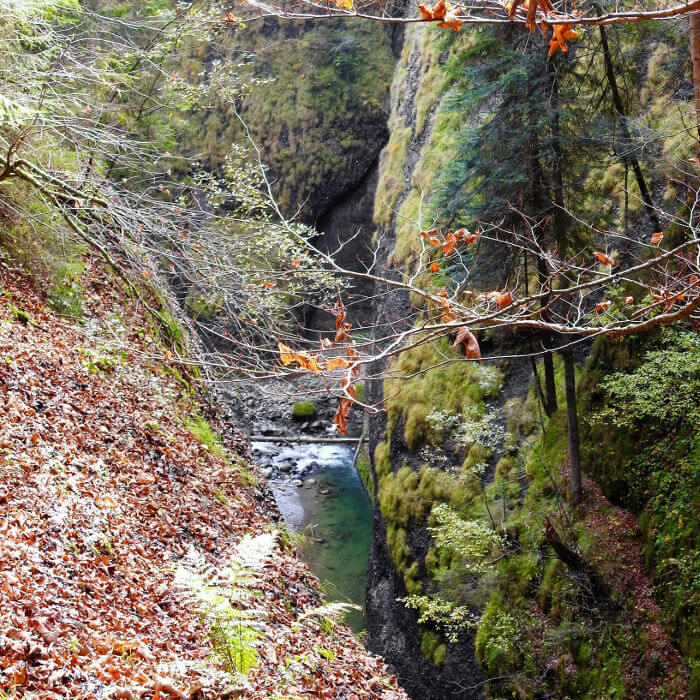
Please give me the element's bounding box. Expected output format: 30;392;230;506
363;22;490;699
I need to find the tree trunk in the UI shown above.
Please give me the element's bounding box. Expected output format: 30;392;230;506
548;59;567;251
527;90;558;417
598;21;661;232
544;518;608;599
562;345;582;504
691;13;700;139
537;256;558;415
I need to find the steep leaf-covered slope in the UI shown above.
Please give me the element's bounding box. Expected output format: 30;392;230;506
0;264;408;698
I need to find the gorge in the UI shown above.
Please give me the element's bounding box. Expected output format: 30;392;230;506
0;1;697;697
226;9;698;698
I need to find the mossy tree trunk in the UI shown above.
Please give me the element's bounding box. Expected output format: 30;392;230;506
562;345;582;504
690;13;700;139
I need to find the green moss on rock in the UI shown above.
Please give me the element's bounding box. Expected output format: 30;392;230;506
292;402;316;419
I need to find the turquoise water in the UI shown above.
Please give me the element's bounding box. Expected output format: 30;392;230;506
262;443;373;634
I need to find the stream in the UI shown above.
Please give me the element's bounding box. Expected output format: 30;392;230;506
252;441;373;634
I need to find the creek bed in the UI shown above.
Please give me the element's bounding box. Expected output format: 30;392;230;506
253;441;373;634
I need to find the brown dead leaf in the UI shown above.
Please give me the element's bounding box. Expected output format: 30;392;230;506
453;327;481;361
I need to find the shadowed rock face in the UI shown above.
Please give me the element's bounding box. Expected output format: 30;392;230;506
195;17;395;225
304;163;380;333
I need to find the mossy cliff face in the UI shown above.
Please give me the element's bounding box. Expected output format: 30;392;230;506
365;15;696;700
194;18;395;223
363;21;505;698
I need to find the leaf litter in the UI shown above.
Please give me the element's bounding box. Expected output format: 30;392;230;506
0;267;407;699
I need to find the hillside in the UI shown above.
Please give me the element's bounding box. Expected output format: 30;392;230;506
0;263;406;698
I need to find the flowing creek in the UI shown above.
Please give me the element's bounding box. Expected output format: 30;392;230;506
252;441;373;634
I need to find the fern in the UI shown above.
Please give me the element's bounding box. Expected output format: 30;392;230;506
173;533;276;683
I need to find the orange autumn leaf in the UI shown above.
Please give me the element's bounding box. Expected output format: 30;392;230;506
650;231;664;245
430;262;440;273
438;10;464;32
334;298;352;343
429;236;441;247
625;296;634;304
333;0;353;8
442;231;459;256
277;341;321;373
505;0;525;19
453;327;481;361
437;286;451;307
596;300;612;313
292;259;301;267
593;251;615;266
548;23;579;56
261;281;274;288
418;3;434;19
418;0;447;21
327;357;350;370
479;289;513;309
456;228;481;244
333;398;352;435
278;342;295;366
523;0;555;32
420;228;438;238
297;354;321;373
496;290;513;309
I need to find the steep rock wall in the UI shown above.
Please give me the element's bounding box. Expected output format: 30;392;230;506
364;16;696;700
364;23;492;700
193;18;395;224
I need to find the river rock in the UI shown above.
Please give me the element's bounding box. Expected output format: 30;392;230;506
292;479;303;487
279;463;292;473
260;467;273;478
304;478;316;487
